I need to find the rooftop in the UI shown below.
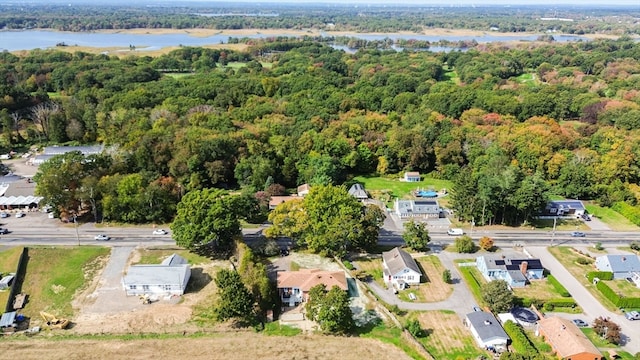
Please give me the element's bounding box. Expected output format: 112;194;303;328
382;247;422;276
597;255;640;273
538;317;601;358
466;311;509;342
277;269;347;292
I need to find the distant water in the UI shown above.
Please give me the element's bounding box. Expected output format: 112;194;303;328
0;29;591;52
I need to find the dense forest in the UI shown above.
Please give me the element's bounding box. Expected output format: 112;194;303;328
2;34;640;226
0;3;639;35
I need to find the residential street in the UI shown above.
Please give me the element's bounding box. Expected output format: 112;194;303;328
527;246;640;354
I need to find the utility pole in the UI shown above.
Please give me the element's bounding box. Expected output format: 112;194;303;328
551;216;557;245
74;214;80;246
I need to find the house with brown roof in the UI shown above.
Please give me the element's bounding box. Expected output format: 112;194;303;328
268;195;301;210
277;269;348;307
536;317;603;360
382;247;422;289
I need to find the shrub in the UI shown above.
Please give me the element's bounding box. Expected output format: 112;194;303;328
631;241;640;251
343;260;354;270
596;281;640;308
576;257;593;265
503;320;537;354
442;269;452;284
586;271;614;282
612;202;640;226
454;236;475;253
594;242;604;251
406;319;426;338
543;298;576;308
547;275;571;297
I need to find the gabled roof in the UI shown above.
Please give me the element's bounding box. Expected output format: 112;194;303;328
597;255;640;273
466;311;509;342
382;247;422;276
538;317;601;358
122;253;190;286
276;269;347;292
348;183;368;199
161;253;187;266
297;183;311;195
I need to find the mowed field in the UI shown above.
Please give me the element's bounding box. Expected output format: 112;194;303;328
416;311;487;360
3;333;413;360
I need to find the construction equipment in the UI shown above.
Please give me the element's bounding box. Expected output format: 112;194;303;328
140;294;151;305
39;311;70;329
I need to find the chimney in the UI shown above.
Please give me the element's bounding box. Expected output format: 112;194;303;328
520;261;528;275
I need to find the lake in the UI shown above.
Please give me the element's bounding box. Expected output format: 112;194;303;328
0;29;591;52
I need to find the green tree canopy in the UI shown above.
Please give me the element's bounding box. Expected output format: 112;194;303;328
305;284;354;334
171;188;241;257
402;219;431;251
481;280;514;313
213;269;255;324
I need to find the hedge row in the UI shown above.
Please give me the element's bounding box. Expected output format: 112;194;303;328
596;281;640;308
612;202;640;226
503;320;537;355
542;298;577;311
547;275;571;297
586;271;614;282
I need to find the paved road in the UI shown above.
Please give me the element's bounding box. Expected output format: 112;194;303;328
527;246;640;354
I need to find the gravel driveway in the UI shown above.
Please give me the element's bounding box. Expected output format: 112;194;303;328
80;246;140;314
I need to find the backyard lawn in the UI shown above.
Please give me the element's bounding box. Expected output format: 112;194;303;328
353;257;384;284
135;247;211;265
353;175;452;205
607;278;640;298
415;310;488;360
455;260;487;307
513;279;569;301
548;246;620;312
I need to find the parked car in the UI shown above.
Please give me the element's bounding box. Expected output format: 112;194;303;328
0;212;8;218
94;234;110;241
570;231;586;237
15;212;25;218
0;228;9;234
625;311;640;321
152;229;168;235
447;228;464;236
572;319;588;327
582;214;591;221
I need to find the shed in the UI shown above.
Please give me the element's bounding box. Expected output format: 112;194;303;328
404;172;421;182
0;311;17;331
0;274;15;290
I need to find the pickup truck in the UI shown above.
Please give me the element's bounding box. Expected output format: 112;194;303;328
625;310;640;321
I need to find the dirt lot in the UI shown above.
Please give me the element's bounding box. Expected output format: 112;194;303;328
417;311;485;359
68;247;225;335
3;333;412;360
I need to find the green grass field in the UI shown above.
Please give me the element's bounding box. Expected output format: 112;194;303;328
353;175;452;206
136;247;211;265
19;246;110;319
585;203;640;231
0;246;24;311
455;260;486;307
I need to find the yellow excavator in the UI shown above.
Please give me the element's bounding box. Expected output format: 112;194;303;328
40;311;70;329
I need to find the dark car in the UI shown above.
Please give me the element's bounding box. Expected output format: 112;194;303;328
572;319;588;327
0;228;8;234
582;214;591;221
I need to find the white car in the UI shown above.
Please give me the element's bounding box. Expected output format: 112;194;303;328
0;212;8;218
15;212;25;218
447;228;464;236
94;234;110;241
152;229;168;235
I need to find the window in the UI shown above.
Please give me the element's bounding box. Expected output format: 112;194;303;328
129;285;137;290
142;285;150;291
162;285;172;291
407;276;414;280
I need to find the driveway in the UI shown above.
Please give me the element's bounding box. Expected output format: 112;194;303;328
527;246;640;353
79;246;139;314
365;251;477;317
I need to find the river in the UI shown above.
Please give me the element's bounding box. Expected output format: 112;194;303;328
0;29;592;52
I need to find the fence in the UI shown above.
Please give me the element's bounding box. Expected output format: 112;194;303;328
5;247;29;312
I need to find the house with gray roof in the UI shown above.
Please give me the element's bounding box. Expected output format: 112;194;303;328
348;183;368;200
541;200;586;217
382;247;422;289
394;198;441;219
595;255;640;279
476;256;544;288
122;253;191;296
465;311;510;350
